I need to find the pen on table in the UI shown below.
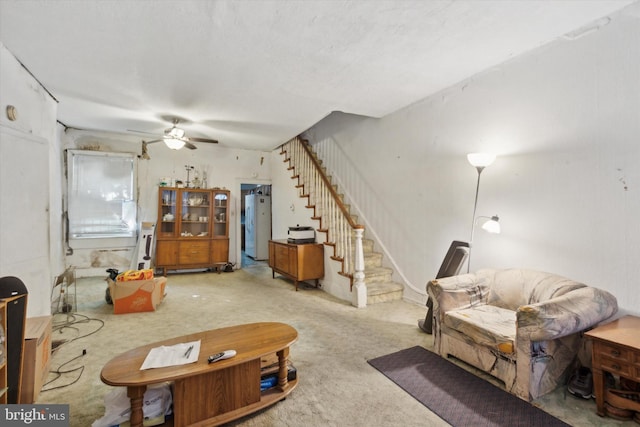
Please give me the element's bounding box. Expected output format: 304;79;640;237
184;345;193;358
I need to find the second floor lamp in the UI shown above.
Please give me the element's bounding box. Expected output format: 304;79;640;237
467;152;500;273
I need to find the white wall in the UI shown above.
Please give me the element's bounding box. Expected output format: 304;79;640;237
270;149;319;240
0;43;59;317
304;4;640;315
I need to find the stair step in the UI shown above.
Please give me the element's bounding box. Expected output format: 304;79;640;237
361;238;374;252
363;252;383;269
363;266;393;283
367;281;404;304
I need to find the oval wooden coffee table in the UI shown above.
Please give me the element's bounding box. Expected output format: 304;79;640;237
101;322;298;427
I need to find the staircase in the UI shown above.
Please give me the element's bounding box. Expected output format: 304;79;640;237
281;137;403;305
360;237;404;304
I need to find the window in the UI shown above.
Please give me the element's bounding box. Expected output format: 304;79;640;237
67;150;137;239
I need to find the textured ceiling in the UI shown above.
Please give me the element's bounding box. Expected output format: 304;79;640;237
0;0;635;151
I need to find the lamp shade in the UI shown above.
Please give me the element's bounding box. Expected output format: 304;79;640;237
164;138;185;150
481;215;501;234
467;153;496;168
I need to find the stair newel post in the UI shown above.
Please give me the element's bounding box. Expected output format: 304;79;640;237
352;225;367;308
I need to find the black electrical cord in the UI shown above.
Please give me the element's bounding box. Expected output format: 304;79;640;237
52;313;105;343
41;313;105;391
41;351;86;392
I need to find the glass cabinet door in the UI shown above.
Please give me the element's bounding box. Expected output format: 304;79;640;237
180;190;211;238
213;191;229;238
159;188;178;238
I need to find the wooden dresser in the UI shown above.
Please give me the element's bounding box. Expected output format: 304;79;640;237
585;315;640;418
268;240;324;291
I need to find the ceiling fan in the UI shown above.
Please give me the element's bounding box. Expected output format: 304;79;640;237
134;119;217;159
134;117;219;159
145;118;218;150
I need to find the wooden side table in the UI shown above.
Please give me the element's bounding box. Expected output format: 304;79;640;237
584;315;640;418
268;240;324;291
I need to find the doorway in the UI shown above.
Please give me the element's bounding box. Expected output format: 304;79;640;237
240;183;272;268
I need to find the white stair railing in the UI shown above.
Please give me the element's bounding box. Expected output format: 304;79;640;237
281;137;367;307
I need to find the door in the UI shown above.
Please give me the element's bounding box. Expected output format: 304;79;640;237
0;126;50;317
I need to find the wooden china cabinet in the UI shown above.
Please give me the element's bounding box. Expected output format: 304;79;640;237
155;187;230;275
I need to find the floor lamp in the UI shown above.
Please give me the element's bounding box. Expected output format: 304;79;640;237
467;153;500;273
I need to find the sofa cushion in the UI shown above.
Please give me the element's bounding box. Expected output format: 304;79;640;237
481;269;586;310
444;304;516;354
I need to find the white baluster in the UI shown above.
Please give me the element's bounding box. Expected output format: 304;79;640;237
352;227;366;307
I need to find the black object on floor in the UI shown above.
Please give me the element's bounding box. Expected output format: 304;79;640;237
0;276;28;403
367;346;570;427
418;240;469;334
567;367;593;399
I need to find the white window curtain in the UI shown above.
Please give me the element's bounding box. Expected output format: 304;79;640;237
67;150;137;239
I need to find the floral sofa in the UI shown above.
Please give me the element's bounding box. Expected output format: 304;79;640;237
427;268;618;401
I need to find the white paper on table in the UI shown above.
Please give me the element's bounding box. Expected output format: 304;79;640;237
140;340;201;370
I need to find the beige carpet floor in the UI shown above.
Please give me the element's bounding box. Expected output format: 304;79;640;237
37;261;631;426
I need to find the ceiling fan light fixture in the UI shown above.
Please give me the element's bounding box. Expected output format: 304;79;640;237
165;126;186;139
164;138;185;150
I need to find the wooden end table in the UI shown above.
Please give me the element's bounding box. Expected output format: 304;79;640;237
268;240;324;291
584;315;640;418
101;322;298;427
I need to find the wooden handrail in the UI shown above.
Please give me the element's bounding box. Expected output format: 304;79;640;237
280;136;368;307
297;139;364;231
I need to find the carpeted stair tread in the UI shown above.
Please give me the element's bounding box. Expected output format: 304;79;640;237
363;266;393;282
367;281;403;304
367;281;403;295
363;252;383;268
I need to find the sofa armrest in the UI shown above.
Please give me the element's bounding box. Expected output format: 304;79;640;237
517;286;618;341
427;273;490;315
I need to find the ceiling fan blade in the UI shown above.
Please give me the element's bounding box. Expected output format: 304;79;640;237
145;139;163;144
184;141;198;150
128;129;158;135
187;137;219;144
